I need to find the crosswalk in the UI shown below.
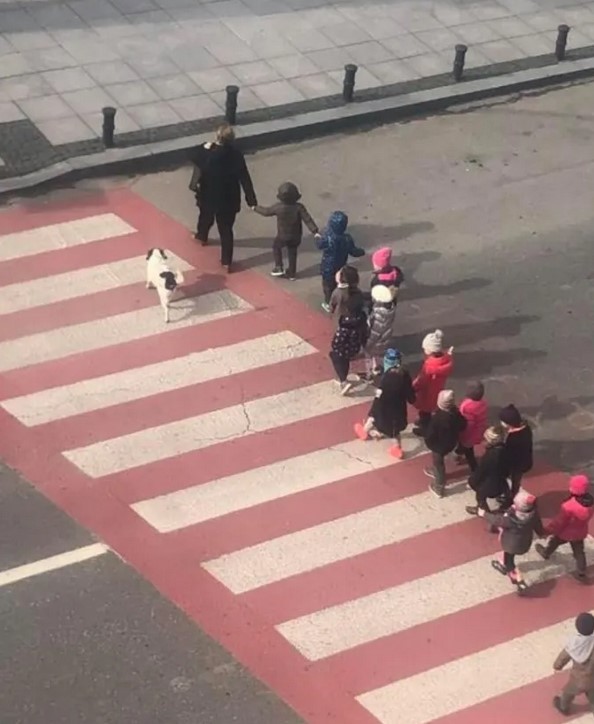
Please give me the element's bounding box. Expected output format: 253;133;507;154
0;188;591;724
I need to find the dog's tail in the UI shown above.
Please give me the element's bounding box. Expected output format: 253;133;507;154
175;270;185;284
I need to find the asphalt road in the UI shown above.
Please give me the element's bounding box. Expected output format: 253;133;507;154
0;464;302;724
3;79;594;723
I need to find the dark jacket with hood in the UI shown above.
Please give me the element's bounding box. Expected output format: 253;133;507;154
191;141;256;212
469;443;509;499
547;493;594;541
369;367;416;437
425;407;467;456
254;182;318;245
331;309;367;360
485;504;544;555
502;422;533;475
316;212;365;280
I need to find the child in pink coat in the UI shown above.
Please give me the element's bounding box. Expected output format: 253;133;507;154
455;380;488;471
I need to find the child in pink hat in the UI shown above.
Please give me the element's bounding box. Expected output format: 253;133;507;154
536;474;593;582
370;247;404;299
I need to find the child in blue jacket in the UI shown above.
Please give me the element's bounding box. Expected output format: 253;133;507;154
317;211;365;312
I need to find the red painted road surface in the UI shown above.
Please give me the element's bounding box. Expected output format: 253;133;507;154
0;189;591;724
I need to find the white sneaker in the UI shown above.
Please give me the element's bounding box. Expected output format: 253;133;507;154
340;381;353;396
321;302;331;313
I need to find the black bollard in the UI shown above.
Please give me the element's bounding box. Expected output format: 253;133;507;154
556;24;570;61
343;64;358;102
225;85;239;125
102;106;116;148
101;106;116;148
453;44;468;82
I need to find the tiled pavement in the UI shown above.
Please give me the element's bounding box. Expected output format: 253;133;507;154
1;0;594;176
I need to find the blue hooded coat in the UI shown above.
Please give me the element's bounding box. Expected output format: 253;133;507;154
316;211;365;280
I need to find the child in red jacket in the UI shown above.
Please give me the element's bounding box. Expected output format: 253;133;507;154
536;474;594;582
412;329;454;437
455;380;488;471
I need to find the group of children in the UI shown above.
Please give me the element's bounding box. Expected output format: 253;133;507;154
252;180;593;599
252;179;594;714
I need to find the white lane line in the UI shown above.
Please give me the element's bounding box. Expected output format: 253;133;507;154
0;543;109;588
202;486;477;594
0;213;135;262
0;254;192;315
0;289;251;372
277;537;594;660
133;437;426;533
2;331;315;426
356;616;580;724
63;381;364;479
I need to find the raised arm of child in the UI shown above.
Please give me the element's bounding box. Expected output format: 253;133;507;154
298;204;319;235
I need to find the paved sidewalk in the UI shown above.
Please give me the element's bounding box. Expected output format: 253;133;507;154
1;0;594;176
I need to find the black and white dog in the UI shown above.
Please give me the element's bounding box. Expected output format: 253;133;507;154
145;248;185;323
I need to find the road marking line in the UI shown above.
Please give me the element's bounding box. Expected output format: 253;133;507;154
132;437;425;532
3;331;315;426
63;380;364;478
202;486;477;594
0;289;251;371
0;213;135;262
277;537;594;660
0;543;109;587
356;616;577;724
0;255;192;315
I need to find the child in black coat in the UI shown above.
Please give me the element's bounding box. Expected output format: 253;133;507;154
423;390;466;498
466;425;511;516
329;296;367;396
354;348;415;459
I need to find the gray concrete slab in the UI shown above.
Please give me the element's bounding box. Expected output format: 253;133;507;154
0;552;302;724
0;0;592;154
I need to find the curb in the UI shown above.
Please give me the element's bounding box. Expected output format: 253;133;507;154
2;55;594;198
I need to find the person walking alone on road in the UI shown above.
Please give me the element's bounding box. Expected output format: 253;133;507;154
252;181;319;280
478;490;544;595
499;404;533;497
328;296;367;396
536;474;593;583
412;329;454;437
190;124;257;272
317;211;365;312
423;390;466;498
455;380;488;472
552;612;594;715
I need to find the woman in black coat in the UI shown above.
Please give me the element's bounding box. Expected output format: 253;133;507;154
466;425;511;515
191;124;257;272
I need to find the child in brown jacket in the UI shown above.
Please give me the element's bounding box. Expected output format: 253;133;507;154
552;612;594;715
253;181;319;280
